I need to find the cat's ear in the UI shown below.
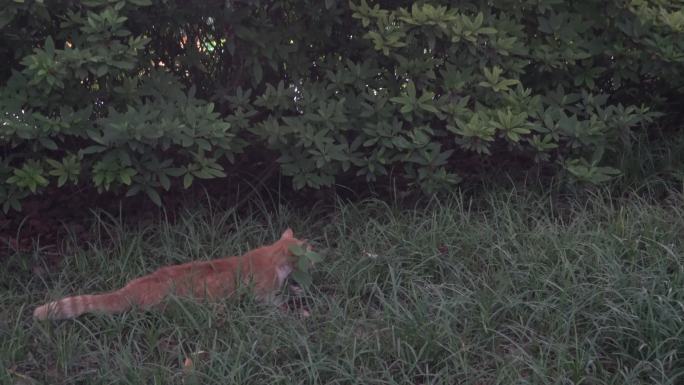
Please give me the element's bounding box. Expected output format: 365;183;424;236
281;228;294;239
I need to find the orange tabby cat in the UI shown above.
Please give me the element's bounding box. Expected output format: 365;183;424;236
34;228;307;320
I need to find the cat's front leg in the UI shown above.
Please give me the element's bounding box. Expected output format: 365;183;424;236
259;292;286;308
270;285;311;317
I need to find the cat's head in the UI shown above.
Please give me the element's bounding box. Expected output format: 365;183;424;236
276;228;309;248
274;228;312;261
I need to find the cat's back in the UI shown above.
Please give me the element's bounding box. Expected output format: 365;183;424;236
154;258;237;279
125;257;236;288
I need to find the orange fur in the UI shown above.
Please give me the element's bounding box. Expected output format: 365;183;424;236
34;228;307;320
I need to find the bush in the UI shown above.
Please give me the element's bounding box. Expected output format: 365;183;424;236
1;0;683;210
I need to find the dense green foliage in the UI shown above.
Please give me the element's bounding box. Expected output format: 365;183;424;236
3;192;684;383
1;0;684;210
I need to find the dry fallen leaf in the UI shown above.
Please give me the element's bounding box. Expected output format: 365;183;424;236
362;250;378;259
182;357;193;371
6;367;39;385
182;350;210;372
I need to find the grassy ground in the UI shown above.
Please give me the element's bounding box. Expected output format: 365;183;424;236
1;190;683;384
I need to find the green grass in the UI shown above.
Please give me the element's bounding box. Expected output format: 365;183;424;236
1;190;684;384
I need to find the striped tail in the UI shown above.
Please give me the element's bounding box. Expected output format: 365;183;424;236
33;291;131;320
